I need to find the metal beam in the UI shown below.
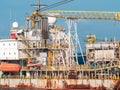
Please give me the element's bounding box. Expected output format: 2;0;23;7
41;10;120;20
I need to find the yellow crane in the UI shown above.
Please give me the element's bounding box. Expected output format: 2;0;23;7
42;10;120;20
41;10;120;45
27;10;120;28
86;34;96;44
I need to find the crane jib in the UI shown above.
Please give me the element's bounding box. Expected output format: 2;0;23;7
42;10;120;20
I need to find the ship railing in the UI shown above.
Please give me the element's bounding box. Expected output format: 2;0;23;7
1;74;119;80
44;66;71;71
75;62;120;71
37;75;69;79
38;74;120;80
0;75;23;79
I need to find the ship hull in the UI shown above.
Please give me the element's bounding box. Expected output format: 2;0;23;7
0;78;118;89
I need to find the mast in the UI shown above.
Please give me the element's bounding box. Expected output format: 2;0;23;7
38;0;40;11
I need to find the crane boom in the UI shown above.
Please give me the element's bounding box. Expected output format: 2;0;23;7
41;10;120;20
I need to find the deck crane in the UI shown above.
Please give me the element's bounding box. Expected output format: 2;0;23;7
30;0;120;21
41;10;120;20
41;10;120;68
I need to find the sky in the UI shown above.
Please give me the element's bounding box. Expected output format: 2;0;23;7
0;0;120;51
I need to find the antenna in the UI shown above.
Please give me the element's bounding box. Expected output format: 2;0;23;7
9;9;17;27
31;0;41;11
15;12;16;21
10;8;12;27
38;0;40;11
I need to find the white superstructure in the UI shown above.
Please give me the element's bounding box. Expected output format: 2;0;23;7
85;41;119;62
0;39;19;60
0;19;72;68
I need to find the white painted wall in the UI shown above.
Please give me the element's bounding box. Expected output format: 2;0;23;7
0;39;17;49
0;39;19;60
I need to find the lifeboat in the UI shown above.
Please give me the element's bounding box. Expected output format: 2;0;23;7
0;62;21;72
27;60;42;67
27;63;42;67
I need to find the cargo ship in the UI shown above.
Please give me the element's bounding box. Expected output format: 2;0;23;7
0;0;120;90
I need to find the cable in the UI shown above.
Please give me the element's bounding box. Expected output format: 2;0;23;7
41;0;74;11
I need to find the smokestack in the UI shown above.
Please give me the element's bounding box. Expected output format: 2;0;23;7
41;17;49;39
